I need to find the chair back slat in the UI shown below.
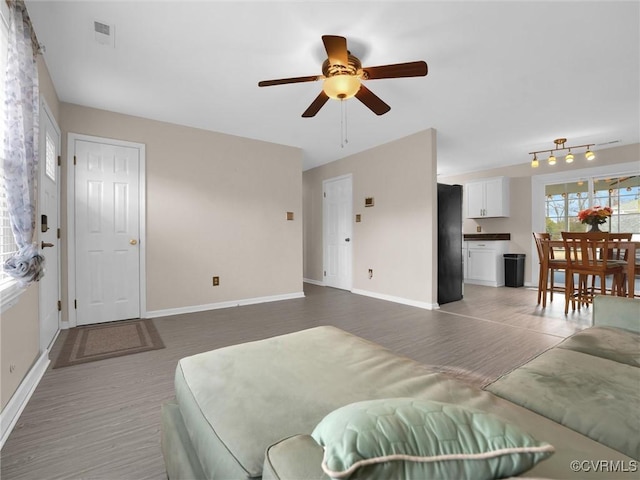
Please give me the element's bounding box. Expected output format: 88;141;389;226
561;232;611;270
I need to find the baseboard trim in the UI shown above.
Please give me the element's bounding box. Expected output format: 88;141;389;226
0;350;50;449
145;291;306;318
303;278;325;287
351;289;439;310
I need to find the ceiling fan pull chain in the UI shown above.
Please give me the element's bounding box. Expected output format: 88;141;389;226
344;99;349;146
340;99;349;148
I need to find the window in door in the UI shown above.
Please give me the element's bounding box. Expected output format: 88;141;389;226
593;176;640;234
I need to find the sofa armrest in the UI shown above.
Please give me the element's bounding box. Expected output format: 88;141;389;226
593;295;640;333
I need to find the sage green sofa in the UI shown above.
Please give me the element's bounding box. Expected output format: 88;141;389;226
485;295;640;461
161;296;639;479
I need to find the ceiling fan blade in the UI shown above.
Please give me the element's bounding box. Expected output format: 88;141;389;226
322;35;348;66
258;75;320;87
355;84;390;116
302;91;330;117
362;61;428;80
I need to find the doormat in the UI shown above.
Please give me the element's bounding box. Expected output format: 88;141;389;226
53;319;165;368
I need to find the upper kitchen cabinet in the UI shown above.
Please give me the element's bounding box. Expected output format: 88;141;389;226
465;176;510;218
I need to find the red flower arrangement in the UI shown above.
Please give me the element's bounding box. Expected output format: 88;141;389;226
577;206;613;226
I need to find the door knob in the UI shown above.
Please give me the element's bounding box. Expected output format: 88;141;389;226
130;239;138;245
345;238;351;242
41;241;54;249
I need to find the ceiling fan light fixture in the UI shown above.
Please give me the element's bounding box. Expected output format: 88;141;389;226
322;75;361;100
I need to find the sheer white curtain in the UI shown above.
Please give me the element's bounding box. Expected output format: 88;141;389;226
2;2;43;285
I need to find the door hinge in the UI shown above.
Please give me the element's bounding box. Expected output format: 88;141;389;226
74;299;77;309
324;270;326;276
323;192;326;198
57;228;61;239
73;155;77;166
57;300;62;312
57;155;61;166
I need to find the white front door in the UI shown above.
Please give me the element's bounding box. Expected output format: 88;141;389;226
323;175;353;290
38;102;60;350
74;139;142;325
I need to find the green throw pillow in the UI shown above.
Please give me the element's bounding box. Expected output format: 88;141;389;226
311;398;554;480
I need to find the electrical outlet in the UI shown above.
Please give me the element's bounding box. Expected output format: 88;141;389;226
476;225;482;232
212;276;220;286
368;269;373;279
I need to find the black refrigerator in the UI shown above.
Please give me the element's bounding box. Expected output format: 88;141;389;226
437;183;463;304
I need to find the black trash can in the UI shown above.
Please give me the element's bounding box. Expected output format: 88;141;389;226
504;254;525;287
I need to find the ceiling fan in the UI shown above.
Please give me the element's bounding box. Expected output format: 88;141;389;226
258;35;428;118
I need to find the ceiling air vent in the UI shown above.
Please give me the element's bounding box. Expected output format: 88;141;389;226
596;140;621;146
94;20;115;48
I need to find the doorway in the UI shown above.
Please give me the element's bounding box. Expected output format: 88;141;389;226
38;101;61;351
67;134;146;326
323;174;353;290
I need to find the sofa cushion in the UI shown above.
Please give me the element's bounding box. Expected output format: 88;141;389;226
486;348;640;459
311;398;554;480
557;326;640;367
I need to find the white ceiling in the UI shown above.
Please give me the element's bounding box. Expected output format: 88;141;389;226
26;1;640;175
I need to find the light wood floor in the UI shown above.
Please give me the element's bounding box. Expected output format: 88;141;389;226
1;283;592;480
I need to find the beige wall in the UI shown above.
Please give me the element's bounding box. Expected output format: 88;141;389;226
439;143;640;285
304;129;438;307
1;56;61;409
60;104;303;314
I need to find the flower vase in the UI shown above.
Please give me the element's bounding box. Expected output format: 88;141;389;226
588;223;601;232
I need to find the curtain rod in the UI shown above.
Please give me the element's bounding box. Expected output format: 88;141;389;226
5;0;44;56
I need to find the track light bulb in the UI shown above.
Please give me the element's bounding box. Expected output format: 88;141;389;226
548;154;556;166
585;149;595;161
565;151;574;163
531;154;539;168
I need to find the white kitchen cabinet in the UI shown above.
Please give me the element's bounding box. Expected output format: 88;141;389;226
465;177;510;218
464;240;509;287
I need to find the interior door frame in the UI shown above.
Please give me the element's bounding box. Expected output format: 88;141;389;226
322;173;353;290
66;133;147;328
38;99;61;351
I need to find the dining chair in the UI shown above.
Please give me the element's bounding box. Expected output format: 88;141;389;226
532;232;566;307
561;232;625;315
594;233;632;295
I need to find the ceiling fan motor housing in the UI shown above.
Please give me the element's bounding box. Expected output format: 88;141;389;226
321;54;363;78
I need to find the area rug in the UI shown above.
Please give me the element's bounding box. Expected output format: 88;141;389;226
53;319;165;368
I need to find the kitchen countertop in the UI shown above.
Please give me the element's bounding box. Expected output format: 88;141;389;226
463;233;511;241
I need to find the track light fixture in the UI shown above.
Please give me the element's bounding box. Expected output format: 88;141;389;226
529;138;595;167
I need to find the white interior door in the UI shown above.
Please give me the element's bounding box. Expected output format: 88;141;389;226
74;139;141;325
38;102;60;350
323;175;353;290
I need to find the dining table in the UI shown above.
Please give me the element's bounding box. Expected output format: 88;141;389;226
541;238;639;300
